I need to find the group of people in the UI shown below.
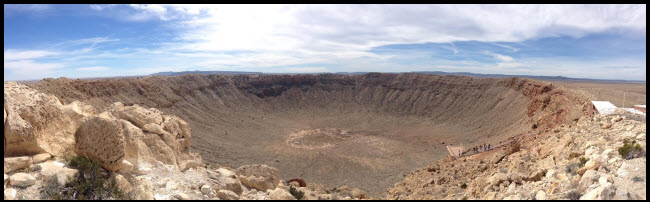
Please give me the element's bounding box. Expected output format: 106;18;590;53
472;143;491;153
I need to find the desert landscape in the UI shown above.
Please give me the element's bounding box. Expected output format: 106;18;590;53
4;4;645;201
19;73;591;196
553;81;646;108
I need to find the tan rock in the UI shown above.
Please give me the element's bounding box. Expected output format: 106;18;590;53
110;104;163;128
580;182;616;200
38;161;78;186
217;190;240;200
527;169;547;181
4;156;33;174
503;195;521;200
536;190;548;200
114;174;132;193
209;168;243;195
4;82;77;157
336;186;367;199
201;184;212;194
9;172;36;187
4;188;16;200
133;186;154;200
132;177;155;200
31;153;51;163
59;101;96;123
142;123;168;136
119;159;134;174
162;116;192;152
74;113;126;172
236;164;280;191
578;170;599;193
488;172;508;186
576;160;600;175
175;193;190;200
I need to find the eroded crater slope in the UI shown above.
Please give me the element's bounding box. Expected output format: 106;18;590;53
28;73;590;196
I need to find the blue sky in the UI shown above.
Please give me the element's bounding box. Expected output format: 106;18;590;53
4;4;647;81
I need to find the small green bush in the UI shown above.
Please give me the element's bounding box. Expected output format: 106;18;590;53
460;183;467;189
632;176;644;183
618;139;644;159
41;155;128;200
578;157;589;168
289;186;304;200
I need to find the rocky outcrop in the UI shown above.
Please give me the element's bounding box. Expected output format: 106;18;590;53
236;164;280;191
3;82;84;157
73;103;201;173
387;114;646;200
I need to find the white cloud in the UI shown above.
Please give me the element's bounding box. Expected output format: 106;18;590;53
65;37;120;46
138;4;644;69
493;53;514;62
89;4;117;11
4;50;58;60
4;60;63;80
5;5;646;81
77;66;109;71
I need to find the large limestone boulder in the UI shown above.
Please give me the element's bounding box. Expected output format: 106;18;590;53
4;82;79;157
236;164;280;191
75;103;201;173
75;112;126;172
112;103;200;172
9;172;36;188
4;156;33;174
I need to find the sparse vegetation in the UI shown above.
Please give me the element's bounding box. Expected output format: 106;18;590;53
41;155;128;200
579;157;589;168
460;183;467;189
632;176;644;183
18;164;42;173
618;139;644;159
40;175;63;200
289;186;304;200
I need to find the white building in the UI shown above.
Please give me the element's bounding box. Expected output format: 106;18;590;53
590;101;617;115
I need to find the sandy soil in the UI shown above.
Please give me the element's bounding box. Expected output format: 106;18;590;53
553;81;646;107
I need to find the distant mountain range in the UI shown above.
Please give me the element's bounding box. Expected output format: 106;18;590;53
151;70;646;83
152;71;263;76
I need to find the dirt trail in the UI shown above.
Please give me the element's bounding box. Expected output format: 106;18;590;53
27;73;589;196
